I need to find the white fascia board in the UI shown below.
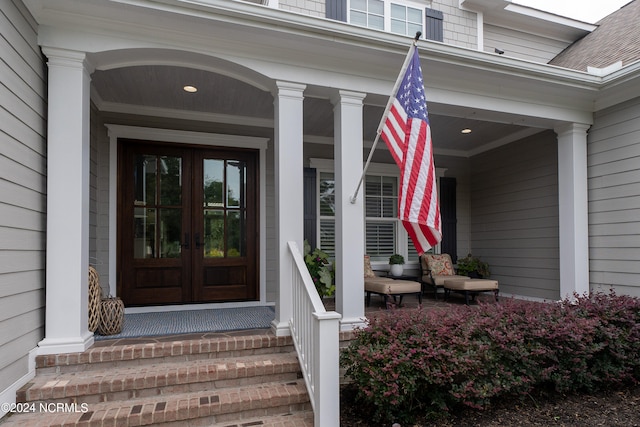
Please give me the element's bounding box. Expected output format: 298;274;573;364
595;60;640;111
427;86;593;125
31;0;632;119
34;0;602;94
504;4;596;31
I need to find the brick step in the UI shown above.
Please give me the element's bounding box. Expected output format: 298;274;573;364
2;380;312;426
18;352;301;404
36;332;294;374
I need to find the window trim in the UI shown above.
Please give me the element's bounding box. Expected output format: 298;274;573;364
309;158;446;266
347;0;433;38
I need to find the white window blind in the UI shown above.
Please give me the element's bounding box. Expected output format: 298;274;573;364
319;172;336;258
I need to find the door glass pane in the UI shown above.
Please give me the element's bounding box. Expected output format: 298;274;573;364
227;160;246;208
159;208;182;258
203;159;224;207
134;155;156;205
159;156;182;206
226;210;245;257
204;210;224;258
134;207;156;258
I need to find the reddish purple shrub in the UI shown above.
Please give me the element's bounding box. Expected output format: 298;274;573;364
340;292;640;424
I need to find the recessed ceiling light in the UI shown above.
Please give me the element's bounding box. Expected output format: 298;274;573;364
461;128;472;134
183;85;198;93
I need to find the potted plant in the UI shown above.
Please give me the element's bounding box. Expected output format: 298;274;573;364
388;254;405;277
456;253;490;278
303;240;335;297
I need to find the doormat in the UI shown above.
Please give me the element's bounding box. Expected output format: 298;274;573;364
94;306;275;340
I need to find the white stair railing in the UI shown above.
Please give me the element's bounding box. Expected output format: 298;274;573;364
287;241;341;426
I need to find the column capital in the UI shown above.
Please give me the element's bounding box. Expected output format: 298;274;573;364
274;81;306;98
554;122;591;137
41;47;95;74
330;90;366;106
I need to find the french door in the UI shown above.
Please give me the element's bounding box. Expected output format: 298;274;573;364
118;140;258;306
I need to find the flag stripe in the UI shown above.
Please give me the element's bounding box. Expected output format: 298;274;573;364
379;45;442;255
380;101;407;166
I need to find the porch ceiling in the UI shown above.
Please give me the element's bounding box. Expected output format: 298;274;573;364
92;65;535;157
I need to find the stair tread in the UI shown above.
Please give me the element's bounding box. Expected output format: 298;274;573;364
26;352;299;389
4;379;310;426
21;353;300;401
37;332;293;369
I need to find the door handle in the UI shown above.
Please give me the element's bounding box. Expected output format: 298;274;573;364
195;233;202;249
183;233;190;249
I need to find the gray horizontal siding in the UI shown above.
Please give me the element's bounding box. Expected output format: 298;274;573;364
470;131;559;300
0;0;46;400
483;24;570;64
588;98;640;297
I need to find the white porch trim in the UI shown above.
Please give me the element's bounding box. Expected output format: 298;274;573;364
105;125;269;308
38;47;94;355
271;81;306;336
332;90;367;331
555;122;591;300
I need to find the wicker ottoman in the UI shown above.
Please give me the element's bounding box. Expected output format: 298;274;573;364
443;278;499;305
365;278;422;308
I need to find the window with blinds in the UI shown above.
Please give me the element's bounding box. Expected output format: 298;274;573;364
316;169;437;262
365;175;397;261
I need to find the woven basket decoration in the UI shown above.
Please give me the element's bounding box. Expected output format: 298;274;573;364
88;266;102;332
98;297;125;335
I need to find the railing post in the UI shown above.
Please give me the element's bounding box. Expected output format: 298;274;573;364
287;241;342;426
313;311;342;426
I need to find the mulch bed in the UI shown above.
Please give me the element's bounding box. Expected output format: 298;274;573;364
340;384;640;426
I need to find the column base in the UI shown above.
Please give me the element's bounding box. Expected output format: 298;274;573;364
37;332;94;355
270;319;292;337
340;316;367;331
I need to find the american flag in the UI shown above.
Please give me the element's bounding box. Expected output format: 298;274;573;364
380;45;442;254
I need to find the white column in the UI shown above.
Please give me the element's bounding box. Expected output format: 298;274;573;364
38;48;94;354
332;90;367;331
271;81;306;336
555;123;591;300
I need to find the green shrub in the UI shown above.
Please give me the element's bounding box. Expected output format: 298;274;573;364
303;240;335;297
340;292;640;424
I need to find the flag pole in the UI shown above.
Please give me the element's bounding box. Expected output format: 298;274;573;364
349;32;421;204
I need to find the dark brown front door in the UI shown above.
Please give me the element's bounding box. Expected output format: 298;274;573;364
118;140;258;306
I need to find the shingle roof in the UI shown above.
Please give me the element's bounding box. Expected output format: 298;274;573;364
549;0;640;72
